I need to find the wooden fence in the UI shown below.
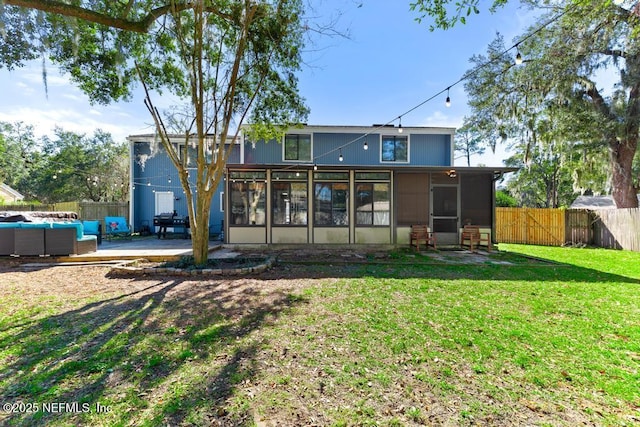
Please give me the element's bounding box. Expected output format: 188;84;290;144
0;204;55;211
592;208;640;251
496;207;640;251
55;201;129;221
495;208;566;246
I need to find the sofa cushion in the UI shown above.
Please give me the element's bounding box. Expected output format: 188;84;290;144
82;220;100;235
0;223;20;229
19;222;52;229
52;221;83;240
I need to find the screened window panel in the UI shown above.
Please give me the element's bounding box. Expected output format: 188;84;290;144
314;183;349;226
230;181;266;225
273;182;307;225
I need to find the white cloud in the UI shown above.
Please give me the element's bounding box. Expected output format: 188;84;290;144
420;110;464;129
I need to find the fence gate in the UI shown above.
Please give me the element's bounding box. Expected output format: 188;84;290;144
496;207;565;246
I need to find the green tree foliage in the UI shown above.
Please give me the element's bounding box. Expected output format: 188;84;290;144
34;128;129;203
503;143;582;208
454;117;486;166
410;0;509;30
0;122;39;195
1;1;314;264
451;1;640;208
0;122;128;203
495;188;518;207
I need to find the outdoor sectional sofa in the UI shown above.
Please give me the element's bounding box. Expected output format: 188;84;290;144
0;221;98;256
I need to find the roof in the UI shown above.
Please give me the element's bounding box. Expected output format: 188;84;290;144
0;184;24;201
127;134;240;143
128;124;458;142
246;124;457;135
570;195;640;209
226;163;518;175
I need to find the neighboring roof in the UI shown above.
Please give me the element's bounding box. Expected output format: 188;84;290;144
0;184;24;201
570;194;640;209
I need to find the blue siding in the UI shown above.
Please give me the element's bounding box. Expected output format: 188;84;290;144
410;134;451;166
244;138;281;164
314;133;373;166
131;128;452;233
133;142;226;234
241;131;452;167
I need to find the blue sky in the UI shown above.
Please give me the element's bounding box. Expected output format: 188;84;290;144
0;0;534;166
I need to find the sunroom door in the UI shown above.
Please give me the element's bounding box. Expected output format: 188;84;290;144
431;185;459;245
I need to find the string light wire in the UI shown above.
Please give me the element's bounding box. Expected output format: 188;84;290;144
303;7;570;166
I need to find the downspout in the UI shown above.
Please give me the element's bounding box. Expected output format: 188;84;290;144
491;171;504;245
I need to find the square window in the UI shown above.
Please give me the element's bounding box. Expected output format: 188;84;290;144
284;134;312;162
381;136;408;162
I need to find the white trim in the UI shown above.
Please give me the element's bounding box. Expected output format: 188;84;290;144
239;123;456;136
240;133;245;164
129;140;135;227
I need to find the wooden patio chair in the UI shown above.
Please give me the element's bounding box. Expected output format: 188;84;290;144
410;224;437;251
460;225;491;252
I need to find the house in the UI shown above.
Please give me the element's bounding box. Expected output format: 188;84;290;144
570;195;640;209
0;184;24;203
128;125;515;246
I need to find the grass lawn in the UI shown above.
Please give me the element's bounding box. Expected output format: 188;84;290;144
0;245;638;426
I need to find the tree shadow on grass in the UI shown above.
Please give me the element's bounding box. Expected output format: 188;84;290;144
0;273;305;426
247;248;640;284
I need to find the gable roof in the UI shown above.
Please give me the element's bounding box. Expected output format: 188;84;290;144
570;195;640;209
0;184;24;202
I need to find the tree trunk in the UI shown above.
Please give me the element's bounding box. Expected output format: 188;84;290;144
191;195;212;265
610;136;638;208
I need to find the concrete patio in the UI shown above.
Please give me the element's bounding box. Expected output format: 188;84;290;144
57;235;222;262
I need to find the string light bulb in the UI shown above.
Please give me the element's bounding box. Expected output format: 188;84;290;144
313;164;318;171
515;45;523;65
398;116;403;133
338;149;344;162
445;87;451;107
363;140;368;150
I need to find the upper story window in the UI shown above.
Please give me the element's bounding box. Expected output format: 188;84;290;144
284;134;312;162
381;135;409;163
